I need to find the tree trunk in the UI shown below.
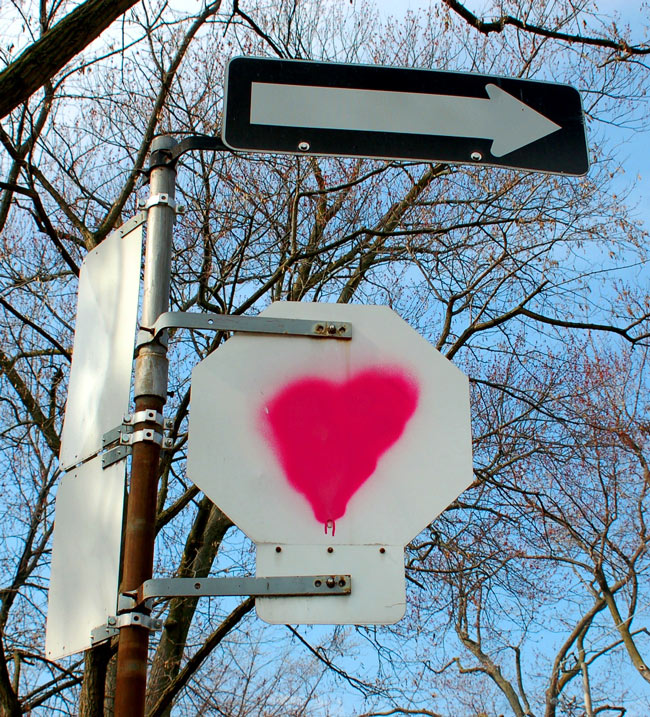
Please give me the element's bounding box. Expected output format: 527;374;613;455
79;642;113;717
0;0;141;119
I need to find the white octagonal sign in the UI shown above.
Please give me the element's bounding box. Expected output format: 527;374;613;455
187;302;473;624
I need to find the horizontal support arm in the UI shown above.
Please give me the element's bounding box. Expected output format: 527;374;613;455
137;311;352;347
121;575;351;609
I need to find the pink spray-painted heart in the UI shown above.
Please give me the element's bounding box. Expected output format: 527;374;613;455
261;367;419;533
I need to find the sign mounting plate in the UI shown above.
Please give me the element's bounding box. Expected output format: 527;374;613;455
223;56;588;175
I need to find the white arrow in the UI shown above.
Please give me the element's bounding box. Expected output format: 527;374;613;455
250;82;561;157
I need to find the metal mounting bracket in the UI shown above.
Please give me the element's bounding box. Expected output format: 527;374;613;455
136;312;352;348
102;410;166;447
90;623;119;645
148;135;229;171
108;210;147;242
120;574;351;610
102;444;132;469
101;410;172;468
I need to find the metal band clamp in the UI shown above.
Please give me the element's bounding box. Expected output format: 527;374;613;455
138;193;184;213
120;429;163;447
91;612;162;644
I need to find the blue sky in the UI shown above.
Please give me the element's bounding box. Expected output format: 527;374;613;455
369;0;650;231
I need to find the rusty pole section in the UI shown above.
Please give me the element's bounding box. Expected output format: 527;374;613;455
114;136;177;716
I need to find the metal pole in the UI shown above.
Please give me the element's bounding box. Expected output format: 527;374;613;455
114;136;176;716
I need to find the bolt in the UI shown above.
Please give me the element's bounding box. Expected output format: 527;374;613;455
315;324;324;333
133;614;140;622
314;579;322;587
338;325;347;335
379;547;386;554
326;577;336;588
339;578;346;587
164;438;173;448
137;199;146;208
327;546;334;553
194;582;201;590
298;141;310;151
107;616;116;626
327;324;337;335
470;151;483;161
275;546;282;553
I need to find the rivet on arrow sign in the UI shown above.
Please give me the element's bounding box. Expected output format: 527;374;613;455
298;141;310;151
470;151;483;161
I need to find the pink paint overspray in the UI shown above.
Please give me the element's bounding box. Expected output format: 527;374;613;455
260;367;419;534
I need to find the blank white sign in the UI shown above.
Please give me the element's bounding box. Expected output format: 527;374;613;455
58;225;142;470
45;457;125;660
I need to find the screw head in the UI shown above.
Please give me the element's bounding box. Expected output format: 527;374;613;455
379;547;386;554
326;577;336;588
298;141;310;152
470;151;483;161
275;546;282;553
327;546;334;553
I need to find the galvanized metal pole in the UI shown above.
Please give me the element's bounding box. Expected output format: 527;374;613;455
114;136;176;716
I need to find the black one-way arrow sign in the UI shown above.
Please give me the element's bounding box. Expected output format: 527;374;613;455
223;57;588;176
